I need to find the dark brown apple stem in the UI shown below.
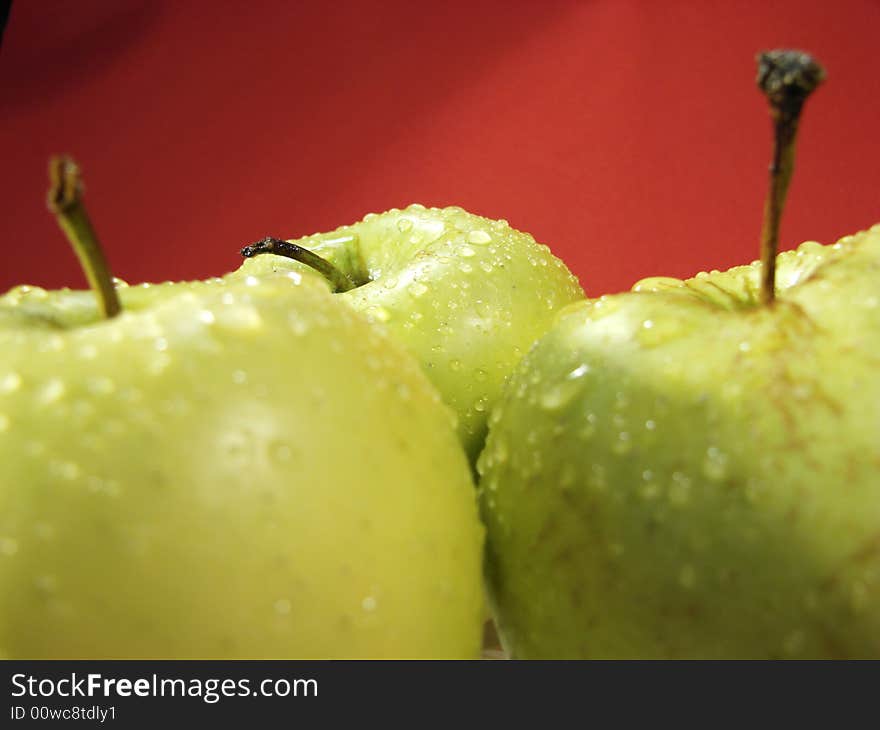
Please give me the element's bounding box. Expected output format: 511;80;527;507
756;49;825;305
47;156;122;318
241;237;356;293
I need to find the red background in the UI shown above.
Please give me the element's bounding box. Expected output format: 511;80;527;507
1;0;878;297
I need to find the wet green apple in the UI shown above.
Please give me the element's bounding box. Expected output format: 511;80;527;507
479;50;880;658
0;160;484;658
238;205;584;464
479;228;880;658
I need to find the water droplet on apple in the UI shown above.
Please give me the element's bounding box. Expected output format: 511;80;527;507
579;413;597;440
588;464;607;491
34;574;57;595
50;460;81;481
449;359;462;372
361;596;378;612
367;306;391;323
382;277;399;290
1;372;22;393
147;354;171;376
409;281;429;298
267;440;293;464
612;432;632;455
539;380;580;411
397;218;413;233
290;318;309;336
231;370;248;385
468;230;492;245
702;447;729;481
636;317;684;347
87;376;115;396
474;397;488;413
274;598;292;615
0;537;18;556
458;262;473;274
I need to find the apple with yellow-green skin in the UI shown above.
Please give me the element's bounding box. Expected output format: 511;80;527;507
0;267;485;658
478;225;880;659
239;204;585;465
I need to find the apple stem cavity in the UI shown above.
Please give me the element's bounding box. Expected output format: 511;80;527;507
756;49;826;305
240;237;357;293
47;156;122;319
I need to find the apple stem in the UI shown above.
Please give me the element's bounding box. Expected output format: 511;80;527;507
241;237;356;293
47;156;122;319
756;49;825;305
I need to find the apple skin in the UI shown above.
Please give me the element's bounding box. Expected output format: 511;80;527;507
238;204;584;464
478;225;880;659
0;271;484;658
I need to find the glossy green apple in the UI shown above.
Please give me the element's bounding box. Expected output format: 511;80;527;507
479;50;880;658
0;163;484;659
238;204;584;464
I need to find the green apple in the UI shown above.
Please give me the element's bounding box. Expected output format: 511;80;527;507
0;159;484;658
479;50;880;658
238;204;584;464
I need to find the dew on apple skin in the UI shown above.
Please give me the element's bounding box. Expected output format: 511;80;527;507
612;432;632;455
668;472;692;506
578;414;597;441
289;317;309;336
231;370;248;385
274;599;292;615
474;397;488;413
702;447;729;481
449;359;462;372
34;574;57;595
396;218;413;233
458;262;473;274
467;230;492;245
0;371;22;393
86;376;115;396
361;596;378;612
539;378;581;411
49;460;81;481
367;305;391;323
0;536;18;556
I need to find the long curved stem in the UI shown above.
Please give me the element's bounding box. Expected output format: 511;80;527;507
241;237;356;293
